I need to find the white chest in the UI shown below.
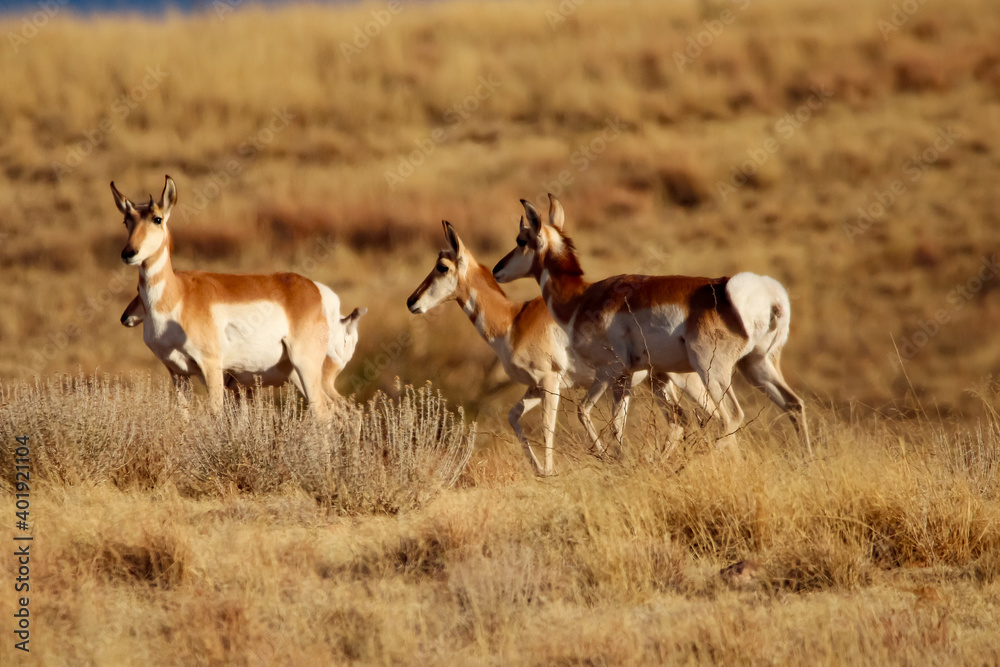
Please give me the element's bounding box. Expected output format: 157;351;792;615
141;305;198;374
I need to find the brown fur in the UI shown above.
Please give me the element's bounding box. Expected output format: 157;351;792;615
113;176;358;417
494;195;810;455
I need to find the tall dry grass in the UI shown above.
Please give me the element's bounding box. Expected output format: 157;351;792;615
1;379;999;664
0;374;475;514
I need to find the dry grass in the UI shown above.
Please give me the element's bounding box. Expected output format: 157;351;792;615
0;374;475;514
2;0;1000;663
2;379;999;664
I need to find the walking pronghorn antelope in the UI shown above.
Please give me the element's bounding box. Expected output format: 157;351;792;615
112;175;366;415
120;290;365;395
407;221;712;475
492;195;811;456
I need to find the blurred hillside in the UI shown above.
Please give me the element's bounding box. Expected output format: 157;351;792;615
1;0;999;419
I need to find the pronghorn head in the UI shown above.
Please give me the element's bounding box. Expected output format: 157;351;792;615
406;221;471;314
492;194;573;283
334;307;367;364
112;175;177;266
120;292;145;327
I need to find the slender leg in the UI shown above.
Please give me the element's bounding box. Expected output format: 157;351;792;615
665;372;711;422
651;372;686;452
321;357;343;403
200;359;226;414
509;386;544;474
737;352;812;456
283;337;329;419
539;373;561;476
691;361;744;449
578;376;612;454
609;375;632;458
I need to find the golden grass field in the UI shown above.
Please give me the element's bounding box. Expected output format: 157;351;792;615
2;0;1000;663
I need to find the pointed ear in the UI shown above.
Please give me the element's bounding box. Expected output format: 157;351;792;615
520;199;542;234
547;193;565;231
341;307;367;335
160;175;177;215
442;220;464;255
110;181;132;214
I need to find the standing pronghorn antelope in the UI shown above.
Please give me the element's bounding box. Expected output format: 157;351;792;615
112;175;366;415
120;290;365;395
493;195;811;456
407;221;712;475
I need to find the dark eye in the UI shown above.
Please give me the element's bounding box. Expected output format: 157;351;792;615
516;238;526;248
153;217;163;225
436;264;448;273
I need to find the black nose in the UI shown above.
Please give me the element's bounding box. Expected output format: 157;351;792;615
406;295;417;309
121;248;137;262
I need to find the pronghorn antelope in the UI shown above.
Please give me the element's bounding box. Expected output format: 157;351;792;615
407;221;712;475
112;175;366;415
492;195;811;456
120;290;365;395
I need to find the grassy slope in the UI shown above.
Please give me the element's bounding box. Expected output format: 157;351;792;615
0;0;998;414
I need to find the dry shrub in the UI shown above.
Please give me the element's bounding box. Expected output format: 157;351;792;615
283;383;476;514
0;374;475;514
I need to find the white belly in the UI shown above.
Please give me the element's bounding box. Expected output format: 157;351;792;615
576;305;694;373
212;302;291;374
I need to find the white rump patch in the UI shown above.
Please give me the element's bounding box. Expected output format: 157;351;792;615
726;272;791;356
